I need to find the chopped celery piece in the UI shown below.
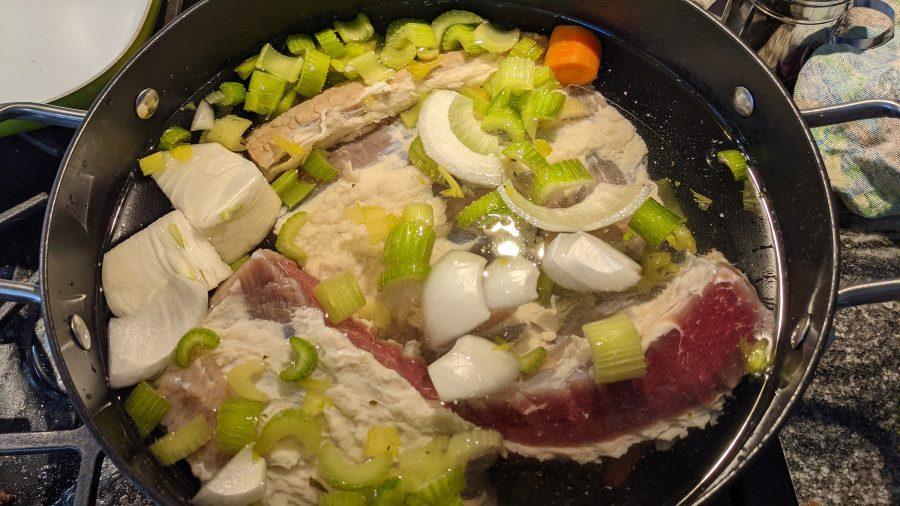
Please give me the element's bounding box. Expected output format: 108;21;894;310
234;54;258;80
300;390;333;416
666;222;697;254
314;272;366;324
399;100;423;129
256;43;303;82
531;158;595;204
380;43;418;70
229;255;250;271
357;298;392;329
273;89;297;116
286;34;316;55
334;13;375;43
534;138;553;157
445;428;503;466
402;202;434;227
389;22;438;49
481;107;526;142
437;165;465;198
441;24;483;54
536;271;555;306
174;327;220;368
272;170;315;208
382;221;436;265
320;491;367;506
318;442;392;490
379;262;431;288
295;48;330;97
149;415;212;465
279;336;318;382
636;251;680;292
124;382;170;438
628;198;684;248
302;148;339;181
456;191;509;228
491;56;535;96
743;179;760;213
472;22;521;53
459;86;490;117
205;114;252;151
215;398;263;454
432;10;483;42
343;204;401;244
245;70;287;116
386;18;425;44
226;360;270;402
255;408;322;455
273;135;307;157
502;141;549;171
521;88;565;138
717;149;749;181
298;376;331;394
372;478;405;506
138;151;169;175
691;189;713;211
408;136;442;181
276;211;309;263
408;58;441;80
168;144;192;162
208;81;247;106
158;126;190;150
583;312;647;384
740;338;771;375
533;65;561;90
517;347;548;374
404;466;465;504
365;425;401;459
316;28;347;58
509;36;545;61
417;47;440;60
654;177;686;218
348;51;395;85
448;93;500;155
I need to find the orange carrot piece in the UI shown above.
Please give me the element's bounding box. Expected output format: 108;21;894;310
545;25;602;86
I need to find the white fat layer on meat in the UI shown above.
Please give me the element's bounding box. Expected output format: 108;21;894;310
192;288;470;505
545;90;650;184
274;124;454;299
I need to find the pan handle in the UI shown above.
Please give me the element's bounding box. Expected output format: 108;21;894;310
836;279;900;308
0;102;86;128
801;99;900;127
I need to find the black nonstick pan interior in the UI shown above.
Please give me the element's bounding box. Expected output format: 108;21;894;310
96;2;782;504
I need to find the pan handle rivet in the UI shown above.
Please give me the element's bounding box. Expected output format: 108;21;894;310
732;86;755;117
69;314;92;350
135;88;159;119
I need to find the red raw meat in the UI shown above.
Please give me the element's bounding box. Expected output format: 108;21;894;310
216;250;438;399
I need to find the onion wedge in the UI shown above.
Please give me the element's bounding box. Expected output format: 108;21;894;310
418;90;502;187
497;180;652;232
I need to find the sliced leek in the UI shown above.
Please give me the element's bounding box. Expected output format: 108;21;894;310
276;211;309;263
215;398;263;454
273;89;297;116
255;408;322;455
149;415;212;465
739;337;771;375
583;312;647;384
314;272;366;324
174;328;221;368
124;382;170;438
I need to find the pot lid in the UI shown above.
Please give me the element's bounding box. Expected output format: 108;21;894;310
0;0;154;103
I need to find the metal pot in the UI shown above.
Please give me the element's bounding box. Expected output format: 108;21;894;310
0;0;898;504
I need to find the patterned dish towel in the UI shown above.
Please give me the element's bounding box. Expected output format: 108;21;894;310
793;1;900;218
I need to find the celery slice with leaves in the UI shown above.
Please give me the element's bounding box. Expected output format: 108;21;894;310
255;408;322;455
314;272;366;324
334;13;375;43
583;312;647;384
318;442;392;490
279;336;318;382
276;211;309;263
215;398;263;454
174;328;220;368
149;415;212;465
125;382;170;438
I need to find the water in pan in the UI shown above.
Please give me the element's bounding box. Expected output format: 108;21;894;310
102;12;779;506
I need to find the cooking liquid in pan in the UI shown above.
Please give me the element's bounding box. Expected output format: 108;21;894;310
104;14;780;506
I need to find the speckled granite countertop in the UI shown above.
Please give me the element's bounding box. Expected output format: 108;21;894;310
779;209;899;505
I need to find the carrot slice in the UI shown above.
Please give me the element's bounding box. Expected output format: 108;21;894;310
545;25;602;86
